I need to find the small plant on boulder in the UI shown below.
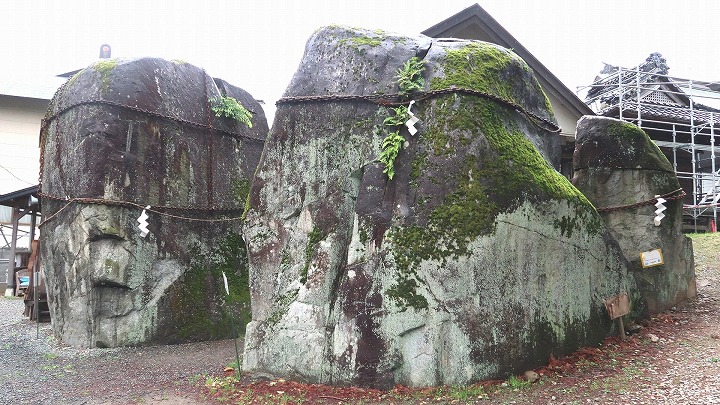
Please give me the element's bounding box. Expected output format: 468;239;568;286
211;96;253;128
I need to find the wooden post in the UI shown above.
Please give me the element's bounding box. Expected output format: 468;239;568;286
604;293;630;341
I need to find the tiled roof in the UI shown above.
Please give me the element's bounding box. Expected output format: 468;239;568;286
599;102;720;126
587;52;720;126
586;53;670;101
0;185;39;209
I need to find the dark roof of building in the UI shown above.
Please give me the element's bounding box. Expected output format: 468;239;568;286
422;3;593;118
586;53;679;101
602;103;720;127
58;69;82;78
0;185;40;210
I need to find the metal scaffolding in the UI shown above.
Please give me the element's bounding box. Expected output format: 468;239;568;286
584;62;719;232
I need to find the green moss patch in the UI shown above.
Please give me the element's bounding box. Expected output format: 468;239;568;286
231;177;251;205
430;42;552;113
386;276;427;311
66;68;86;87
301;227;326;284
92;59;118;93
386;96;600;310
173;232;250;340
339;35;383;51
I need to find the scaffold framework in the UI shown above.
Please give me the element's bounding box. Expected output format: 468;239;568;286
583;57;719;232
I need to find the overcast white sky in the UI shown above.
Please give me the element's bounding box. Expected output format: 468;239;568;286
2;0;720;116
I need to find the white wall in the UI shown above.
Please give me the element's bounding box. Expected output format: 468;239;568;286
0;95;47;251
0;95;48;195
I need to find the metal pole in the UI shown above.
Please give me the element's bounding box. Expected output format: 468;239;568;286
689;81;698;227
221;271;241;379
636;65;642;127
29;212;39;333
229;312;241;380
35;269;39;338
618;67;624;121
672;124;678;172
4;208;20;297
712;115;718;230
29;211;36;244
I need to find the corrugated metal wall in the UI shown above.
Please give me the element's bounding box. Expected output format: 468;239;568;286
0;206;34;225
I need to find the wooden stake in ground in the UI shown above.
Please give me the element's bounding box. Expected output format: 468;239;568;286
604;293;630;341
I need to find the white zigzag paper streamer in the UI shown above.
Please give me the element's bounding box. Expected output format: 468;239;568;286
654;195;666;226
405;100;420;136
222;271;230;295
137;205;151;237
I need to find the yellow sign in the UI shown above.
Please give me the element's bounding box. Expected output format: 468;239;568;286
641;248;664;268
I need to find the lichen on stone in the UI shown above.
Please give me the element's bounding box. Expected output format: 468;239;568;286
301;227;326;284
386;92;599;309
242;27;634;387
231;177;251;205
175;231;250;339
267;288;300;325
92;59;118;93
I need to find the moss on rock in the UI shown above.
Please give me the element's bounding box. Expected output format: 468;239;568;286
574;116;674;172
92;59;118;93
430;43;553;114
340;36;382;49
387;95;599;309
385;275;428;311
242;27;631;387
173;231;250;340
301;227;326;284
231;177;251;205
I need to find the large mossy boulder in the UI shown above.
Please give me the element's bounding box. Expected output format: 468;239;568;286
242;26;636;388
39;57;267;347
572;116;696;314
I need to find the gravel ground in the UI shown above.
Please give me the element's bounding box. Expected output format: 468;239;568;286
0;300;237;405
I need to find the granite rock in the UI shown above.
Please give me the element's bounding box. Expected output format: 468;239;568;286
242;27;636;387
572;116;696;314
39;57;267;347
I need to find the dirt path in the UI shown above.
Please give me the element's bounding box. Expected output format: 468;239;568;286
0;303;236;404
